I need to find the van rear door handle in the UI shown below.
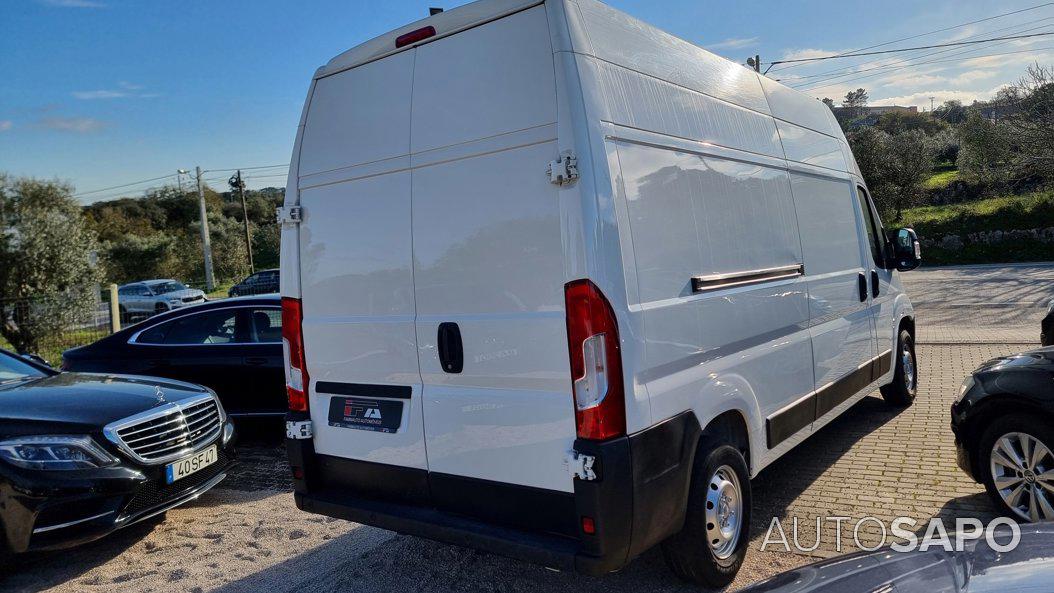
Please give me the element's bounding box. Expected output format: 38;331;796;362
437;322;463;374
857;272;868;302
870;270;880;298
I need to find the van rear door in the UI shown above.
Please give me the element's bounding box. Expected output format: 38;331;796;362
296;50;429;473
409;6;578;504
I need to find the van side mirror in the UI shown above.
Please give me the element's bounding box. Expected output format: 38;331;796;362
890;228;921;271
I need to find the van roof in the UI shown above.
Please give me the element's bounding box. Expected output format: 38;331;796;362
318;0;540;78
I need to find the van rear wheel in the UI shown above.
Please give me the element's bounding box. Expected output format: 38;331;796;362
880;329;917;407
662;443;750;587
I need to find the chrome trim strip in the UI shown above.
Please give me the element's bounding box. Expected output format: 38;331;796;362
126;304;280;346
33;510;116;534
692;264;805;293
103;393;225;465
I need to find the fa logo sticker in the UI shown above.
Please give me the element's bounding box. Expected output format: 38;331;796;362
364;408;382;419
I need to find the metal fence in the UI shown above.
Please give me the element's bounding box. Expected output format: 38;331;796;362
0;288;115;366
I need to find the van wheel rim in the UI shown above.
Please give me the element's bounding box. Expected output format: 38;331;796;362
901;342;916;393
705;465;742;560
990;431;1054;522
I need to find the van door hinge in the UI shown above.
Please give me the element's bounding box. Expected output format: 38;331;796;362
276;205;303;225
566;450;596;481
547;151;579;186
286;419;313;440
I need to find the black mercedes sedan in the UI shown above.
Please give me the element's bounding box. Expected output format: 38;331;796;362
951;347;1054;522
0;348;236;555
63;296;284;417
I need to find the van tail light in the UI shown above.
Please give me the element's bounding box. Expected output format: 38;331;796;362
564;280;626;441
282;297;310;412
395;26;436;48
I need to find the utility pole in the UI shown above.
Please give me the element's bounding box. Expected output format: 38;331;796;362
195;166;216;292
229;170;254;274
930;96;935;113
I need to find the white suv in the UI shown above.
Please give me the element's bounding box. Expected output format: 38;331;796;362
117;280;206;317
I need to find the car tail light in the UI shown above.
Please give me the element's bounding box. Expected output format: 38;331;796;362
282;297;310;412
564;280;625;440
396;26;436;48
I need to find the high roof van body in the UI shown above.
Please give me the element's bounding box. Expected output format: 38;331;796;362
279;0;921;584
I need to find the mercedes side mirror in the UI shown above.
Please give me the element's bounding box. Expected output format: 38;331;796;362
890;228;921;271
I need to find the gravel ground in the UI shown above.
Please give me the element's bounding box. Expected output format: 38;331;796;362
0;487;807;593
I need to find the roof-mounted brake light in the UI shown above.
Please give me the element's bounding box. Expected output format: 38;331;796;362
396;26;436;48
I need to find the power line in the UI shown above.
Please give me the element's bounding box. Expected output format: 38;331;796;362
201;163;288;173
784;17;1054;84
74;173;178;198
767;1;1054;73
793;23;1054;91
769;31;1054;67
798;30;1054;92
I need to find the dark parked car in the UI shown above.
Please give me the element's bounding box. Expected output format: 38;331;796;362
1042;297;1053;346
740;522;1052;593
63;296;284;417
228;269;279;297
951;347;1054;522
0;348;235;555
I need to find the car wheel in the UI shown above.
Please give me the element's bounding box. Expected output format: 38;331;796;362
154;303;168;315
978;414;1054;522
880;328;917;407
662;443;751;587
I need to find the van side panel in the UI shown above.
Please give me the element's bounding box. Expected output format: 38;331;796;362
612;138;814;466
570;0;770;115
791;172;875;418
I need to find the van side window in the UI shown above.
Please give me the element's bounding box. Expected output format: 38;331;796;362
856;186;885;267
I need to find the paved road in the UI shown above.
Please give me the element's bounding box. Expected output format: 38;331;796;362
3;264;1049;593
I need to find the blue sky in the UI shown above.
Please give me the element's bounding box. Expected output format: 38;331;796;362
2;0;1052;202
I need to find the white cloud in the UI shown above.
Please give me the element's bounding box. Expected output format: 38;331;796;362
73;90;128;99
72;83;156;100
0;121;12;132
870;84;1009;109
706;37;759;50
779;48;843;62
39;116;106;133
941;25;977;43
949;70;997;85
38;0;105;7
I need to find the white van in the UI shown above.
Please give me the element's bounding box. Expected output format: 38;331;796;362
279;0;922;585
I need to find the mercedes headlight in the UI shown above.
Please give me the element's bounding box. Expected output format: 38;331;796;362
0;435;117;470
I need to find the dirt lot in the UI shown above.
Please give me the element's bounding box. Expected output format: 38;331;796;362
2;263;1050;592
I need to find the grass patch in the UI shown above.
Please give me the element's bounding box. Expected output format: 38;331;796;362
922;168;959;190
901;188;1054;265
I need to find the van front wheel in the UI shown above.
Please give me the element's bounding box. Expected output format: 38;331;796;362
661;443;751;587
880;329;917;407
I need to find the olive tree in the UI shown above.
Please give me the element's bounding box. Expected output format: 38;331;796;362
848;128;936;221
0;176;102;354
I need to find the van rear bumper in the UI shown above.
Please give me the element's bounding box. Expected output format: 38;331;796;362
287;411;701;575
